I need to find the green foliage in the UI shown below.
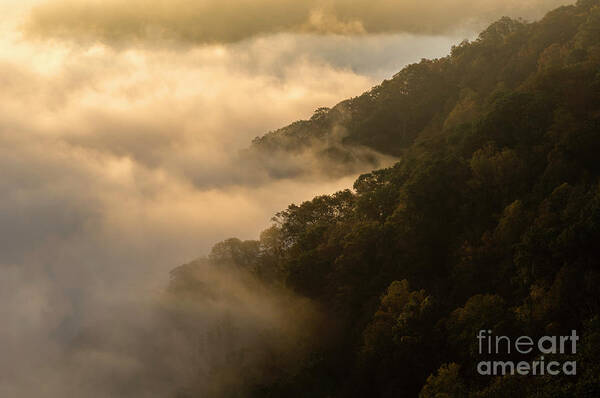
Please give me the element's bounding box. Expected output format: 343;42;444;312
419;363;467;398
359;280;441;396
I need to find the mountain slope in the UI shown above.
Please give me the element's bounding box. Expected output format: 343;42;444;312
170;1;600;396
251;1;597;160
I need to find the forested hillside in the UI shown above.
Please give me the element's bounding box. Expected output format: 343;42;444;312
170;1;600;396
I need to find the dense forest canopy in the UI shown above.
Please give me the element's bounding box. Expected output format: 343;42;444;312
170;1;600;396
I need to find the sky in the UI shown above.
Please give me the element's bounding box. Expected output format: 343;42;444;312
0;0;572;396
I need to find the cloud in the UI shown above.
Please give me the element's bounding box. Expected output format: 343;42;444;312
0;34;378;282
25;0;572;44
0;26;420;396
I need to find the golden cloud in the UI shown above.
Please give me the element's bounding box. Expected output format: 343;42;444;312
25;0;572;44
